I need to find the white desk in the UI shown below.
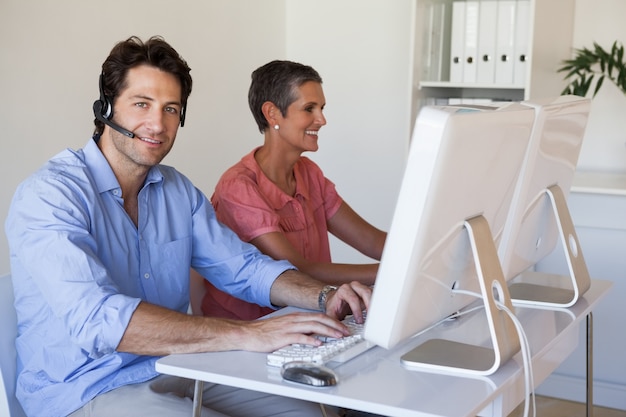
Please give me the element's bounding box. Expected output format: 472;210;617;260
156;279;612;417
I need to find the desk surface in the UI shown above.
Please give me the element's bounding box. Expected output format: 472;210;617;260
156;279;612;417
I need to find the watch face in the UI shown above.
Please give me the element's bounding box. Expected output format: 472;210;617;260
318;285;338;312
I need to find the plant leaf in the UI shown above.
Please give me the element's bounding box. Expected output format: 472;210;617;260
558;41;626;97
593;76;605;97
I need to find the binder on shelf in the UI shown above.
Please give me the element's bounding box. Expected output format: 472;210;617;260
421;0;450;82
513;0;530;87
449;0;466;83
462;1;479;83
448;97;495;105
421;0;531;111
494;0;517;85
476;0;498;84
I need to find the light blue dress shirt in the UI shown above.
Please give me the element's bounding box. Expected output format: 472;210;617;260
5;139;294;417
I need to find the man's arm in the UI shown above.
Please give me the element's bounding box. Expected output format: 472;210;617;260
269;269;371;323
267;269;326;310
117;300;349;356
117;270;371;356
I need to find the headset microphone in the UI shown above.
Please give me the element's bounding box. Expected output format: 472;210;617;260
93;73;135;138
92;100;135;138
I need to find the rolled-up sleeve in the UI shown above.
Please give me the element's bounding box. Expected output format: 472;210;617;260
7;171;140;358
189;188;294;308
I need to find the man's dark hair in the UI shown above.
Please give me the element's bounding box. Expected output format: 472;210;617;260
94;36;192;136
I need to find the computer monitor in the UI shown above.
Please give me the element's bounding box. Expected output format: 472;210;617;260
498;95;592;307
363;102;536;376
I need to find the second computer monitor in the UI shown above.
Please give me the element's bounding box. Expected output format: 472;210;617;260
364;102;536;375
498;95;592;307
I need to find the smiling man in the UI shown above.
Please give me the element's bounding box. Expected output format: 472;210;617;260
5;36;371;417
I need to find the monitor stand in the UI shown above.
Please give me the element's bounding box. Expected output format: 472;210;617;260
401;215;521;376
508;184;591;308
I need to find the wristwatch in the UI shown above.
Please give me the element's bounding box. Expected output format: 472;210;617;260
318;285;338;312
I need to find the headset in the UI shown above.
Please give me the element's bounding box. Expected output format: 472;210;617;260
92;73;186;138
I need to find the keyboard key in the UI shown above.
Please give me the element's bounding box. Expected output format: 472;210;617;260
266;314;374;367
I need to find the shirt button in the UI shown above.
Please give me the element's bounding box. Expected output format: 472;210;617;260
144;273;150;279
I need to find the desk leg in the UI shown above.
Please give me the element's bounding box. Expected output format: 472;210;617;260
193;380;204;417
587;312;593;417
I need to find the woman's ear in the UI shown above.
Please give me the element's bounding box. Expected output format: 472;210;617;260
262;101;279;127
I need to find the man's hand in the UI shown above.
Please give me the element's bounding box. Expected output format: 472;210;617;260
237;312;352;352
325;281;372;324
238;281;372;352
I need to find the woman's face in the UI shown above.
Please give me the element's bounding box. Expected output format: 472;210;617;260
276;81;326;153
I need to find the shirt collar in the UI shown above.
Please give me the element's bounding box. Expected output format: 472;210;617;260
83;138;164;194
242;148;311;203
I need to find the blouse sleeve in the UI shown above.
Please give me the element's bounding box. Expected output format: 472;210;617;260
212;176;282;242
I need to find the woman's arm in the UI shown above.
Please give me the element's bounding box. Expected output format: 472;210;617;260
326;202;387;260
250;202;386;286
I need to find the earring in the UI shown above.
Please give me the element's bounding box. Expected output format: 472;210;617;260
273;124;280;130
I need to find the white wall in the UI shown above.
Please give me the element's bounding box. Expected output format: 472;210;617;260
573;0;626;173
285;0;413;262
4;0;625;271
0;0;287;275
0;0;413;273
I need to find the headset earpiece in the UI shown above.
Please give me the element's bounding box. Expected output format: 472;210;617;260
180;104;186;127
96;73;113;120
93;73;135;138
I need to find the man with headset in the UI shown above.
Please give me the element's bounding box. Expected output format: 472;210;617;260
5;36;370;417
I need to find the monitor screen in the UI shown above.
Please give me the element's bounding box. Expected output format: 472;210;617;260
363;102;536;375
498;95;592;307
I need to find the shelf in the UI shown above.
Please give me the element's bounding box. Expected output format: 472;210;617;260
571;171;626;196
413;0;574;110
419;81;524;90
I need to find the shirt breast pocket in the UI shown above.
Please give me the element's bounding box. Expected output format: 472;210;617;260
278;214;306;233
154;236;192;294
277;199;307;233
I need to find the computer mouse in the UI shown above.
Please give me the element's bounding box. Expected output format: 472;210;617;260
281;361;338;387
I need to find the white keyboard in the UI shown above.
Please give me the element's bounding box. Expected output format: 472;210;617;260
266;315;374;367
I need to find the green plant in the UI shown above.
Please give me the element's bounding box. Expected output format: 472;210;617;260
558;41;626;97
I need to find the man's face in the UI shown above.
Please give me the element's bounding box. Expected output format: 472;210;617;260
102;64;183;173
